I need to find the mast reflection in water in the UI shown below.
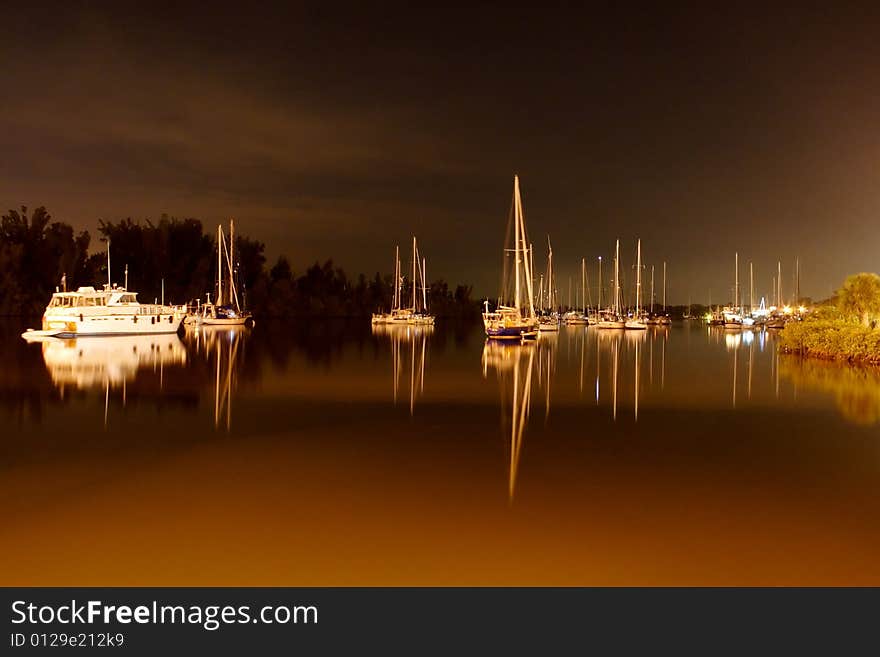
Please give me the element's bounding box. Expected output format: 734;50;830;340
372;323;431;415
5;320;880;585
184;326;249;431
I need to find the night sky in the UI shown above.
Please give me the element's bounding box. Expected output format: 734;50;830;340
3;3;880;304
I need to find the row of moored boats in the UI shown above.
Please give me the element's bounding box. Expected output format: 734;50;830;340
22;220;254;342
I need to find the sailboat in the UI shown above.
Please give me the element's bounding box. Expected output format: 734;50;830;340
196;220;254;327
483;175;539;340
563;257;590;324
741;261;756;327
407;237;435;325
625;239;647;329
372;244;405;324
722;252;743;328
657;261;671;325
597;240;626;329
646;265;660;325
538;237;560;331
372;238;434;325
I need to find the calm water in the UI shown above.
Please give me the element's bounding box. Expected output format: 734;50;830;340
2;319;879;585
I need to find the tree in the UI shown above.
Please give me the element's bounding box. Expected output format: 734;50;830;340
837;273;880;327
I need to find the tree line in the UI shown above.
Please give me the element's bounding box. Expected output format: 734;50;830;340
0;206;480;319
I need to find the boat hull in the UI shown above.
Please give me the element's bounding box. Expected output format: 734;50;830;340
30;313;184;338
201;317;249;326
486;325;534;339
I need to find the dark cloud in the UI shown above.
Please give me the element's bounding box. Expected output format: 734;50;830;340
3;3;880;301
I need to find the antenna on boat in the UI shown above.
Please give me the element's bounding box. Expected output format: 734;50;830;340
106;237;111;288
124;264;128;291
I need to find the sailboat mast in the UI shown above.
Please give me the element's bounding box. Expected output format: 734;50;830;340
412;236;418;312
614;240;620;315
217;225;223;306
582;257;586;315
650;265;655;314
749;262;754;314
734;252;739;309
422;257;428;312
393;245;400;310
663;261;667;311
514;177;521;314
777;261;782;308
598;257;602;311
229;219;235;306
529;243;535;312
547;236;553;311
635;239;642;314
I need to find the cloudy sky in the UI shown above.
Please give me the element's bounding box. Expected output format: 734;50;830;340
3;3;880;303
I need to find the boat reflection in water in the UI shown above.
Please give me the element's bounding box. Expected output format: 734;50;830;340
39;334;187;427
40;334;187;391
482;339;537;501
372;323;432;415
184;325;249;431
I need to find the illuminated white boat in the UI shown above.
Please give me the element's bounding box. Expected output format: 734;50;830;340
483;176;539;340
22;285;185;340
190;220;254;328
372;238;434;325
597;240;626;329
624;239;648;330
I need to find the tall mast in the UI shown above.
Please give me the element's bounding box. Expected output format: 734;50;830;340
422;257;428;312
598;257;602;312
796;257;800;305
514;176;521;314
529;243;535;312
650;265;655;314
217;225;223;306
538;275;544;312
749;262;754;314
412;236;417;312
777;261;782;308
393;245;400;310
521;191;536;321
546;236;553;311
635;239;642;314
106;238;111;288
229;218;235;305
614;240;620;315
663;261;667;311
582;257;586;315
734;252;739;309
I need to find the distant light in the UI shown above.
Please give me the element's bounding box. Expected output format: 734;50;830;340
783;305;793;315
798;305;806;314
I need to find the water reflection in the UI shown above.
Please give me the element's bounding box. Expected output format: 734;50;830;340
40;334;186;391
780;355;880;425
372;323;432;414
482;340;537;501
6;319;880;585
38;334;187;428
185;326;249;431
